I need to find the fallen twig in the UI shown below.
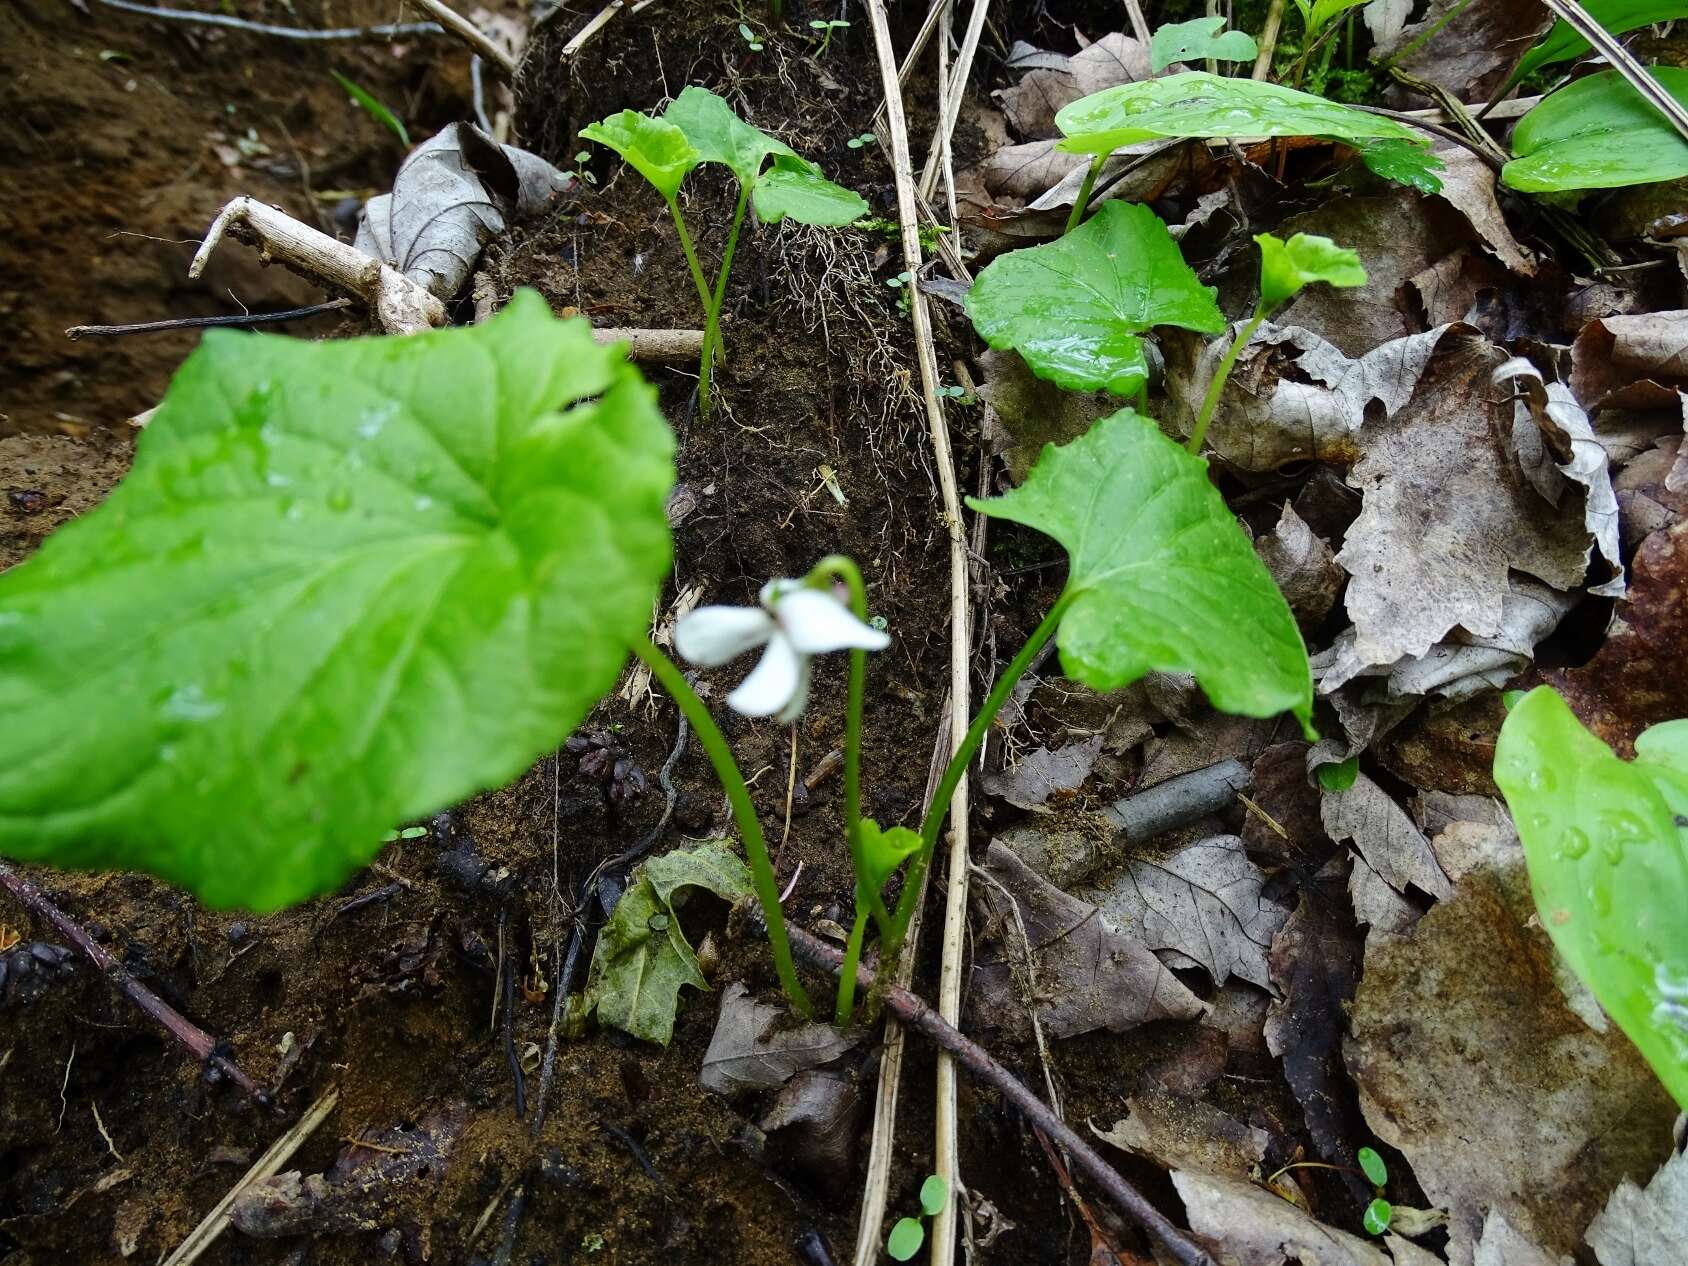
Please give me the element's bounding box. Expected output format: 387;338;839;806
406;0;517;78
67;300;353;339
0;862;267;1104
94;0;440;41
770;917;1220;1266
159;1087;340;1266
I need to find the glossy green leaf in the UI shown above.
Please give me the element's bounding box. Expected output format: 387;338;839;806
918;1174;949;1217
1292;0;1373;38
752;155;870;226
965;201;1225;396
859;818;922;892
0;291;675;910
1357;1146;1388;1187
1256;232;1367;309
1318;756;1359;791
1503;68;1688;192
663;85;794;187
1149;17;1258;72
886;1218;925;1261
1514;0;1688;83
969;409;1314;734
1493;687;1688;1109
1056;71;1429;156
1352;137;1446;193
1363;1198;1393;1236
580;109;700;200
578;841;752;1045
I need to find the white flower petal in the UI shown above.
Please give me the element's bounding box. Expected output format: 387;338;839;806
727;632;804;718
775;656;814;724
674;606;775;667
775;588;891;654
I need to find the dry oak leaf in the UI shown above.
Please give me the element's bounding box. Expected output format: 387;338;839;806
1345;866;1678;1266
972;842;1205;1040
1548;520;1688;757
1335;334;1591;672
1083;834;1290;990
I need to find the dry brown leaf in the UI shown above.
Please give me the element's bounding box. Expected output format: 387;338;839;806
1172;1170;1396;1266
1370;0;1550;101
973;842;1205;1040
980;734;1104;810
1548;520;1688;756
1433;145;1537;276
1473;1210;1572;1266
699;983;861;1094
1345;866;1678;1266
1083;834;1290;990
977;348;1114;482
995;34;1150;138
1322;770;1453;901
1348;852;1423;948
1572;311;1688;412
1093;1088;1270;1179
1586;1141;1688;1266
1256;503;1344;628
1335;335;1591;672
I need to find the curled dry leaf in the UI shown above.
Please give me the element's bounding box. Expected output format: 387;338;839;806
1322;769;1452;900
1549;520;1688;756
995;33;1150;139
1431;144;1537;277
1586;1144;1688;1266
1093;1088;1270;1180
759;1068;860;1191
972;842;1205;1041
1335;335;1592;673
700;982;861;1094
1171;1170;1397;1266
1082;834;1291;990
1345;866;1678;1266
1255;503;1345;629
1571;310;1688;412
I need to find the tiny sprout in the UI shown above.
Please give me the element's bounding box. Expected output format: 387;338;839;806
846;131;876;149
572;150;598;186
1363;1197;1393;1236
937;384;968;401
885;271;911;289
738;22;764;51
1357;1146;1388;1188
887;1174;948;1260
868;614;889;632
380;824;429;842
919;1174;948;1216
809;18;849;53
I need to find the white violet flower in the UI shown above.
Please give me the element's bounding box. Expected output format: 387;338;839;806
674;579;889;722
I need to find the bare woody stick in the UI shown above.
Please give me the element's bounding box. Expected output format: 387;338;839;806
406;0;518;78
768;916;1220;1266
0;863;268;1105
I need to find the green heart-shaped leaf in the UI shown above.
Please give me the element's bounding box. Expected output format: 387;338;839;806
1055;71;1429;155
1256;232;1367;309
1513;0;1688;84
580;109;700;200
969;409;1313;734
858;818;922;893
1503;68;1688;192
752;155;870;225
965;201;1225;397
0;291;675;910
1149;17;1258;72
1494;686;1688;1109
663;85;794;188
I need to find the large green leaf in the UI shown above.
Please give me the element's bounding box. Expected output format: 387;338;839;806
1503;68;1688;192
1494;687;1688;1109
969;409;1314;734
577;841;753;1045
1513;0;1688;83
1149;17;1258;72
580;110;700;200
752;155;870;226
663;85;794;187
1055;71;1428;155
1256;232;1367;309
965;201;1225;397
0;292;675;910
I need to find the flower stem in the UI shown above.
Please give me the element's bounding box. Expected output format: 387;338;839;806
881;594;1074;966
835;903;870;1024
1064;154;1104;235
1186;303;1267;457
632;637;812;1017
804;555;892;941
705;182;751;372
666;196;716;416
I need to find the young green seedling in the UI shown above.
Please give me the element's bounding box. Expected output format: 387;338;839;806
1186;231;1366;455
1357;1147;1392;1235
582;87;866;414
809;17;849;53
886;1175;949;1261
1494;687;1688;1109
331;69;410;147
1149;17;1258;73
737;22;764;52
846;131;876;150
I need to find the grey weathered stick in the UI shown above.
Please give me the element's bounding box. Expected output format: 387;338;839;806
1105;758;1251;842
0;863;267;1103
768;916;1220;1266
407;0;518;79
95;0;441;40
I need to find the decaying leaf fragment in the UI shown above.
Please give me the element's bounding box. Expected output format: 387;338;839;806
1093;1088;1269;1180
1172;1169;1396;1266
1321;770;1452;901
1346;866;1678;1266
1255;503;1345;628
700;982;861;1095
1571;310;1688;412
1586;1141;1688;1266
995;33;1150;139
972;842;1205;1040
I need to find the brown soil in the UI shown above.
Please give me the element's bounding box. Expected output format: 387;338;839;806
3;4;1324;1265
